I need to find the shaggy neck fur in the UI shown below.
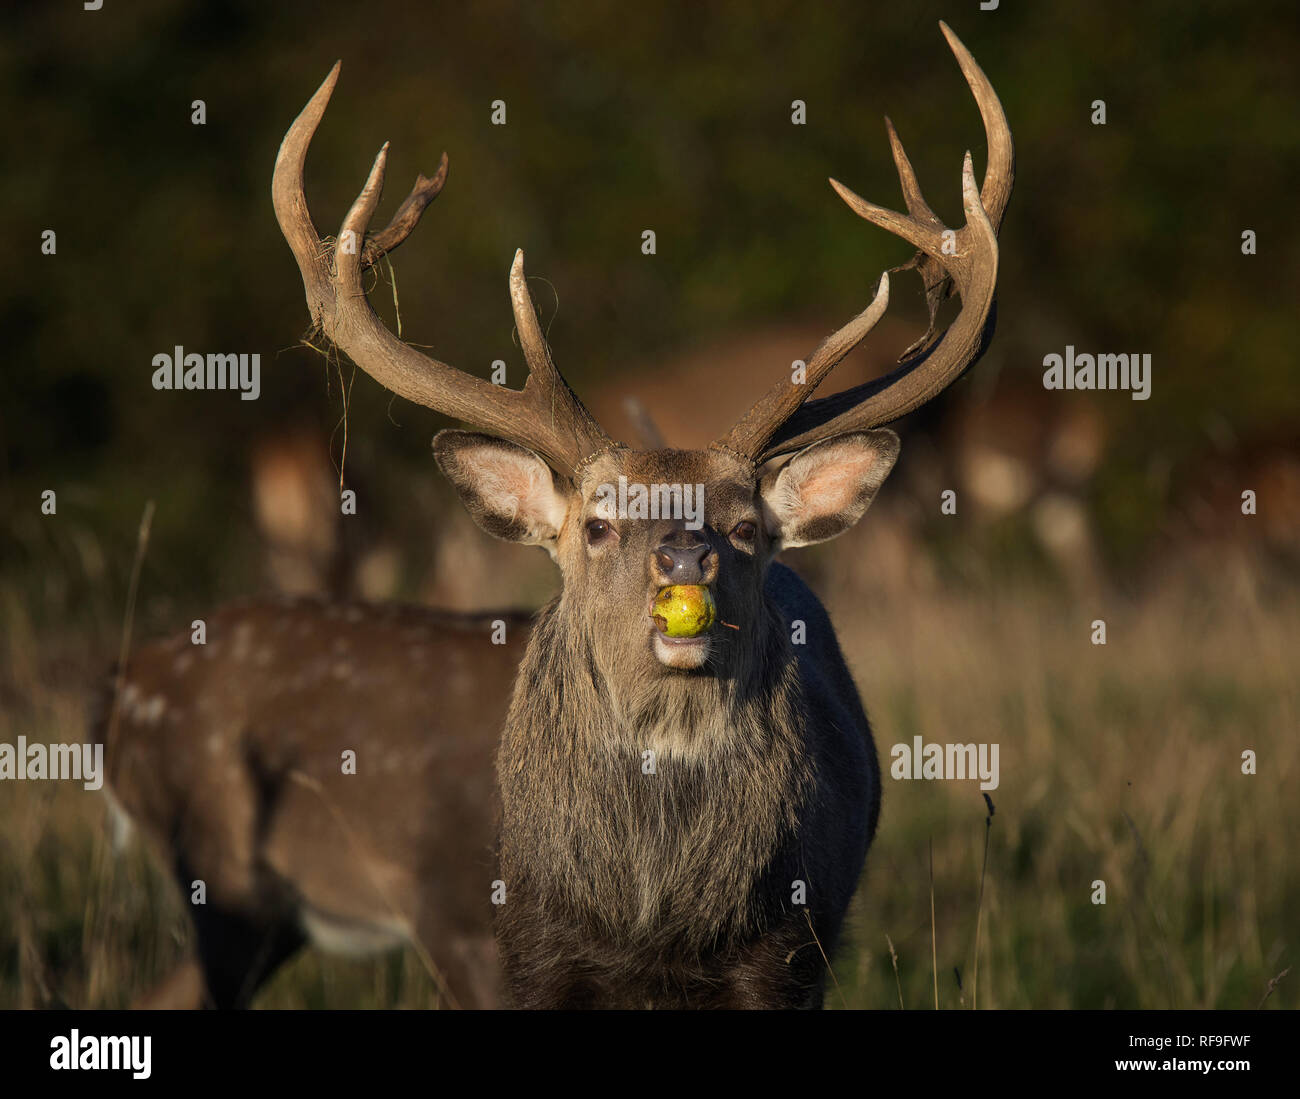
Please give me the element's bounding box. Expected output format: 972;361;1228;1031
497;591;816;950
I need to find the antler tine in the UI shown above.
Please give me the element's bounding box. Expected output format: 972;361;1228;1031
763;152;997;457
897;19;1015;359
361;153;448;269
884;114;953;360
712;22;1012;465
335;140;391;291
271;64;612;479
509;249;568;389
717;274;891;461
883;116;938;226
942;20;1015;231
272;62;340;320
509;248;614;464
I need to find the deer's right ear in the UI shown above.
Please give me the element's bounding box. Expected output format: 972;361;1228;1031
759;430;900;550
433;431;570;546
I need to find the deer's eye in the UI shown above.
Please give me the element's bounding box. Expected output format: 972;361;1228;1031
730;520;757;543
585;519;614;544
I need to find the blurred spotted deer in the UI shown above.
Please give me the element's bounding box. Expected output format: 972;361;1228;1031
252;20;1014;1007
98;600;527;1008
98;181;525;1011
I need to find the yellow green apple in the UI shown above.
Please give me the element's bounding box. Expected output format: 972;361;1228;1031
651;585;716;638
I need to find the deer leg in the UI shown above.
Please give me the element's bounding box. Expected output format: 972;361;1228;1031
188;900;306;1009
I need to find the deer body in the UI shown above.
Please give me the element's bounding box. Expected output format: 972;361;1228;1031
424;423;911;1011
100;599;527;1008
497;560;876;1007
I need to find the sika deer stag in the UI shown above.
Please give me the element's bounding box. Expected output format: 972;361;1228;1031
269;19;1012;1008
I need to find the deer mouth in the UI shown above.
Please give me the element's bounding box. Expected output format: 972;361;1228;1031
651;627;712;669
649;587;714;670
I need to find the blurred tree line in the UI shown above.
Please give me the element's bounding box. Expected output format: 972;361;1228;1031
2;0;1297;609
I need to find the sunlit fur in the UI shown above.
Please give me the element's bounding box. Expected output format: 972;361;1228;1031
435;433;897;1008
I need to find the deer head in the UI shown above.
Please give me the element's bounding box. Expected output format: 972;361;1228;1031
272;22;1013;685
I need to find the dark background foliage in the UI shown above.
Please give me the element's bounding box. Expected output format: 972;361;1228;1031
4;0;1296;602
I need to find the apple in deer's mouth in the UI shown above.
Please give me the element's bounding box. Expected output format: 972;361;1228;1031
651;584;716;638
650;584;716;670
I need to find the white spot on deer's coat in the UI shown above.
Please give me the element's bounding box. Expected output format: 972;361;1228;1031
172;653;193;674
140;696;167;724
100;787;135;853
300;907;408;956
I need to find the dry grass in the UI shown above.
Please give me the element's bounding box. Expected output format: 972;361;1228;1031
828;539;1298;1009
0;519;1294;1009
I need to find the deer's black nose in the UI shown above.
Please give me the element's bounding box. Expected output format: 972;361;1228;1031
654;541;711;584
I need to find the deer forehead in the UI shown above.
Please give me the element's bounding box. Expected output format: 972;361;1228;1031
578;448;755;506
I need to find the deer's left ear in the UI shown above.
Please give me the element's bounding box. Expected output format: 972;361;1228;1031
759;430;900;549
434;430;570;547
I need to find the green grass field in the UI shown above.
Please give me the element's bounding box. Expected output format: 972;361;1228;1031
3;530;1293;1011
